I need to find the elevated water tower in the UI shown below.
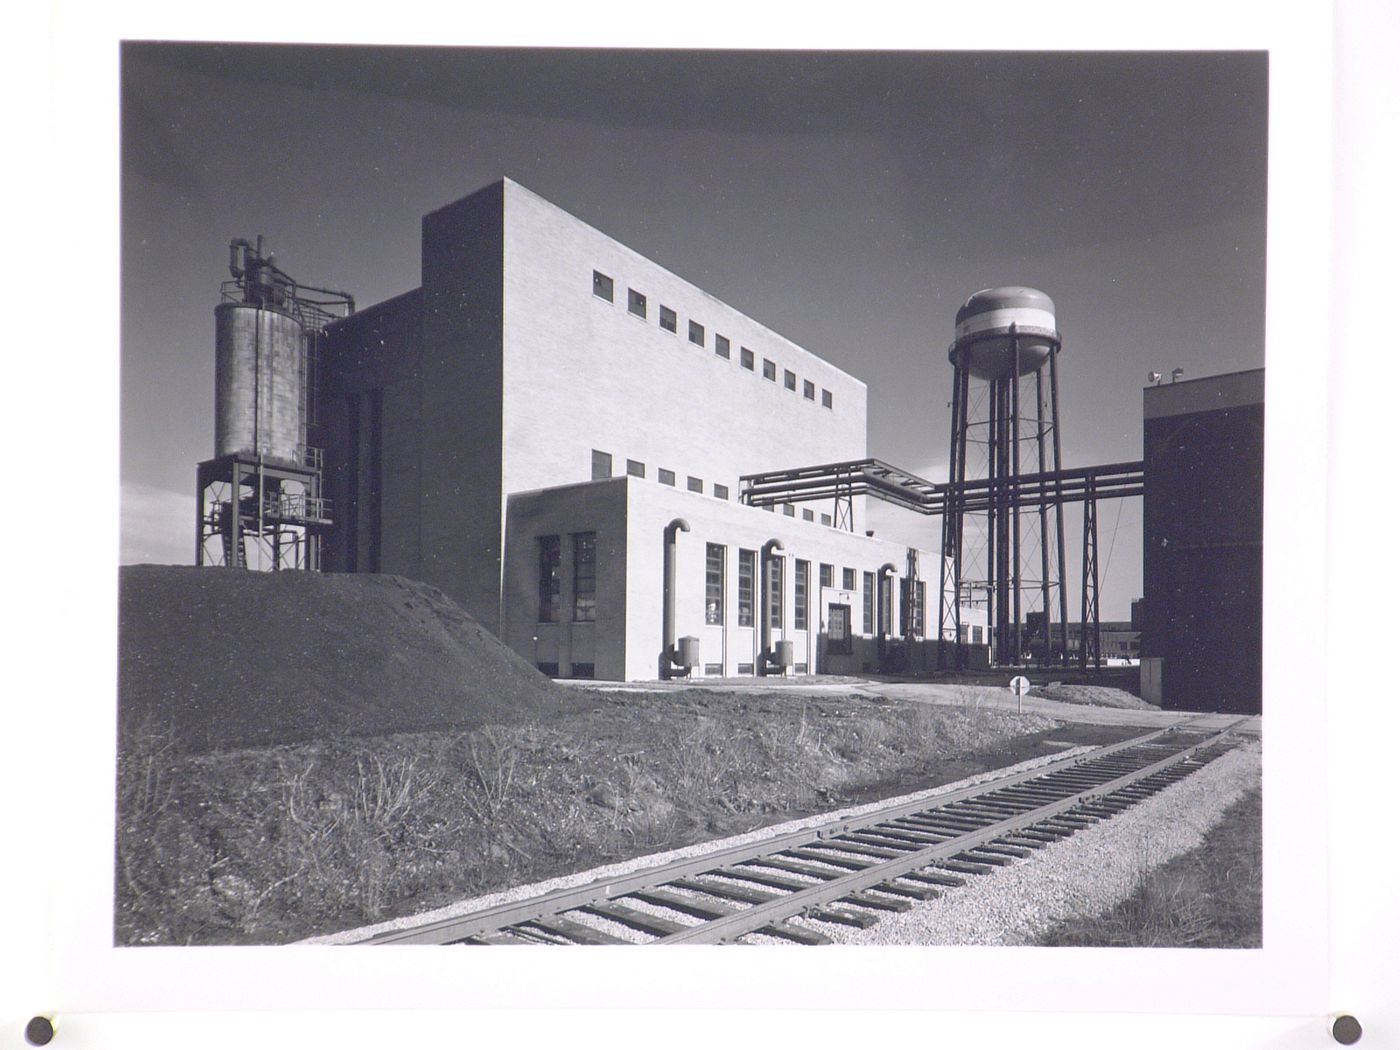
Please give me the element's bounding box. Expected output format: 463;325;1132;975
195;237;353;570
938;287;1069;667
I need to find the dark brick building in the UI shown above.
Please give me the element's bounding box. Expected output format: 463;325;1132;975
1141;369;1264;713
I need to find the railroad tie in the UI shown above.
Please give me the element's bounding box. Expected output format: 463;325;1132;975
520;916;632;946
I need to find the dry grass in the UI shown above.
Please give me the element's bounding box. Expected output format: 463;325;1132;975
115;690;1064;945
1036;787;1262;948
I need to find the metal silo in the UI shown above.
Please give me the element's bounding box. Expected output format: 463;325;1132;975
214;300;306;463
196;237;353;572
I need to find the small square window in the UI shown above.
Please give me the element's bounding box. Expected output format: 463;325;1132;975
804;379;815;400
626;459;645;478
660;305;677;333
802;508;814;521
715;334;730;359
687;476;703;493
741;347;755;371
784;369;797;391
820;513;832;526
592;271;614;302
591;449;612;480
763;359;777;382
628;288;647;319
822;388;833;409
713;483;729;500
782;503;795;517
659;468;676;486
689;320;705;346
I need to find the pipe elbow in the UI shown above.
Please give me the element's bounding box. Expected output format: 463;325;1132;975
665;518;691;541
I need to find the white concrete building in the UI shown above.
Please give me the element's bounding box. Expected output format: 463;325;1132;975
322;178;979;680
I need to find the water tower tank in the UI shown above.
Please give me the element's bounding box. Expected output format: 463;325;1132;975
950;286;1060;381
214;301;306;463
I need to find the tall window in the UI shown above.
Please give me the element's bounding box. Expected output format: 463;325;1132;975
784;369;797;391
794;560;810;631
804;379;816;400
741;347;755;371
715;334;731;359
592;270;614;302
822;389;833;409
538;536;561;623
628;288;647;318
843;567;856;591
573;532;596;622
901;579;925;636
819;563;834;590
591;449;612;480
705;544;725;626
767;554;784;629
689;320;705;346
863;572;874;633
738;549;756;627
660;305;678;333
763;358;777;381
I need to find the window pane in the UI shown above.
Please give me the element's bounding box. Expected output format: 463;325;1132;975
784;369;797;391
660;305;677;333
628;288;647;318
573;532;597;622
592;270;614;302
863;572;874;633
713;483;729;500
591;449;612;480
822;388;833;409
706;543;725;626
767;555;784;629
804;379;816;400
687;476;703;493
715;334;730;359
738;549;755;627
688;320;705;346
819;563;833;589
763;359;777;381
795;560;809;631
741;347;755;371
782;503;795;517
659;468;675;486
538;536;560;623
843;567;855;590
626;459;645;478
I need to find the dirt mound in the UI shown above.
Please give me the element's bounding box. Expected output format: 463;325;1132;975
1030;683;1156;710
118;565;570;752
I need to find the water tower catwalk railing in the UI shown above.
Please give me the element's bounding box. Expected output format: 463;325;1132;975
195;236;354;571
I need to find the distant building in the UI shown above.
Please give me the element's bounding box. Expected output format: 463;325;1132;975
319;179;981;680
1139;369;1263;713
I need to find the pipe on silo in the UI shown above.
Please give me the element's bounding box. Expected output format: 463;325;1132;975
759;539;785;674
661;518;691;679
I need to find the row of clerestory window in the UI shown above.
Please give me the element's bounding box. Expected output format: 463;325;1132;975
593;269;834;409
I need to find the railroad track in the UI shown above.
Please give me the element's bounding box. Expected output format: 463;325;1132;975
360;716;1248;946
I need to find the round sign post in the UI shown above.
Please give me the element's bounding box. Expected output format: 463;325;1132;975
1009;675;1031;714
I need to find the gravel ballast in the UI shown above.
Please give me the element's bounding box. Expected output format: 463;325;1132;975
804;739;1262;945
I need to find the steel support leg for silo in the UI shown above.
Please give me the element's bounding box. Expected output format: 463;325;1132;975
1011;336;1023;665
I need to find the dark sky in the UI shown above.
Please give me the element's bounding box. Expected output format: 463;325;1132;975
121;45;1268;618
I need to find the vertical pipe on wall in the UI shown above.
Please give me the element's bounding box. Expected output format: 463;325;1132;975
1011;331;1023;664
759;538;784;674
1035;367;1052;666
661;518;691;678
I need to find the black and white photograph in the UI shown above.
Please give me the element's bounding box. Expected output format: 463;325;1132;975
7;1;1396;1046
